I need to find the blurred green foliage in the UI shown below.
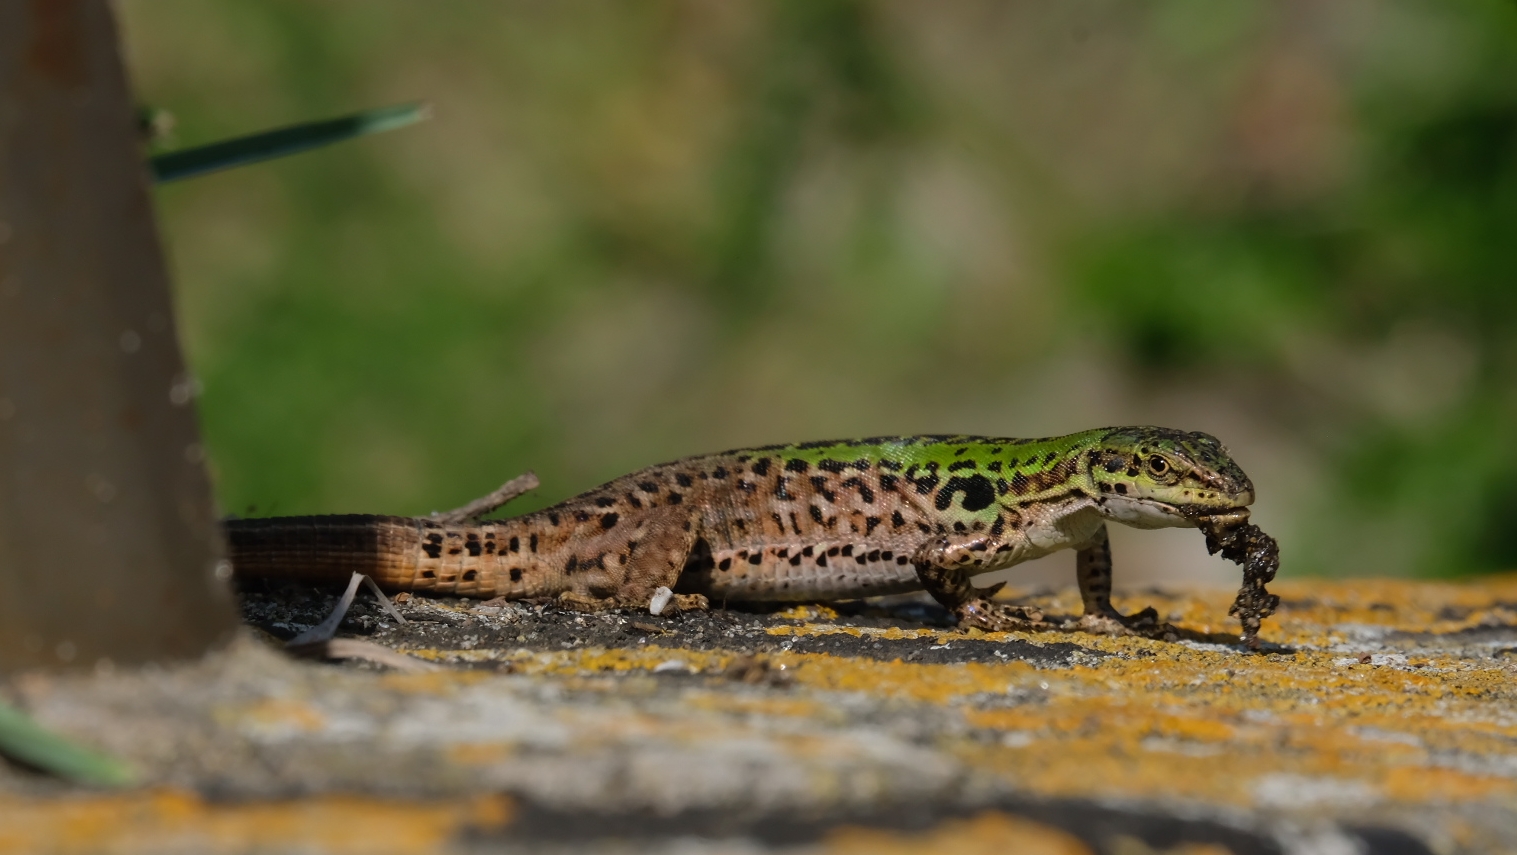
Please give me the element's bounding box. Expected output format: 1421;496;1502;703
0;702;134;786
1067;0;1517;577
119;1;1517;578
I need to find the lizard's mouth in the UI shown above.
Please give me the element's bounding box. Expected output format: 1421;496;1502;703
1179;504;1253;529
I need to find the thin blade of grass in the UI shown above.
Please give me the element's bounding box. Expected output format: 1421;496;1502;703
0;701;135;786
150;102;429;183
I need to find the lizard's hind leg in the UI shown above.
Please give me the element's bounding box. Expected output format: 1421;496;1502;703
1072;524;1173;638
559;504;708;614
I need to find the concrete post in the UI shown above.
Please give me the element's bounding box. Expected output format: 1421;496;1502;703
0;0;238;671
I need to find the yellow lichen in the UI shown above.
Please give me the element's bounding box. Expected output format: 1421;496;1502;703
774;604;842;621
823;810;1093;855
238;697;327;734
0;790;512;855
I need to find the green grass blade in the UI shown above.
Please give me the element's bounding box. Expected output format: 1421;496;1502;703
150;101;429;183
0;700;135;786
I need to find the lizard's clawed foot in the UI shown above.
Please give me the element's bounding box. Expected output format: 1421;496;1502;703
556;591;617;612
1069;606;1177;640
557;591;710;614
954;599;1054;633
664;593;709;613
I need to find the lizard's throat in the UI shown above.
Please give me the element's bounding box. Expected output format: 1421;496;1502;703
1099;495;1249;530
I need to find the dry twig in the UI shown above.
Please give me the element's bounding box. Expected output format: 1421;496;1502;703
285;638;438;672
432;471;540;524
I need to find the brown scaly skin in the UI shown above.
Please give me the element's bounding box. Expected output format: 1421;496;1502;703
228;427;1276;645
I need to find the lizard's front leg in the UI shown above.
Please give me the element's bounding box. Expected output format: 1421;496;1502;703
913;538;1050;632
1072;523;1171;638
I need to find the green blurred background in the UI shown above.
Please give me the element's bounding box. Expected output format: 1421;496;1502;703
118;1;1517;584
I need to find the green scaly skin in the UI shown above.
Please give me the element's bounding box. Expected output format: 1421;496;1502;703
228;426;1278;646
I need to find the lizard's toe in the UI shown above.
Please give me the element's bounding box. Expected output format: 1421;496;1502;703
668;593;709;613
955;600;1051;633
1072;608;1177;640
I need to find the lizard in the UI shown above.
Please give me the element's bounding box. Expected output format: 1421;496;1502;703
227;426;1280;646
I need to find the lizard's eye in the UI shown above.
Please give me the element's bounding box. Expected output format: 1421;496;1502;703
1147;455;1170;477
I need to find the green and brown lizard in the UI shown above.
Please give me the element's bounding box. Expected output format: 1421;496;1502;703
228;427;1281;646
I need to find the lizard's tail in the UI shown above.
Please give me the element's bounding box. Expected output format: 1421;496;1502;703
225;514;544;599
226;514;406;586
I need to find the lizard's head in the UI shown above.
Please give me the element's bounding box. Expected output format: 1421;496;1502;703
1088;427;1255;530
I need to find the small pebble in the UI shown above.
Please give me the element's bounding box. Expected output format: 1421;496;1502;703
649;586;674;616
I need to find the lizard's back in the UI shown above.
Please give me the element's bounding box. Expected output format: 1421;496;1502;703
676;434;1099;601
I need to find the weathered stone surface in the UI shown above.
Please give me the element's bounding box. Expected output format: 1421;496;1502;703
5;578;1517;853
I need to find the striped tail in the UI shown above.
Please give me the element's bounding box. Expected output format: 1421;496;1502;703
226;514;411;586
